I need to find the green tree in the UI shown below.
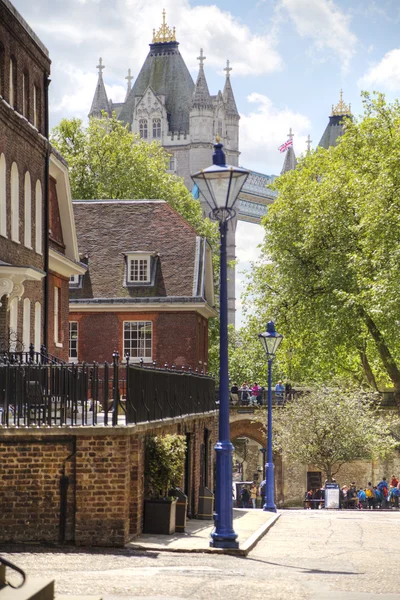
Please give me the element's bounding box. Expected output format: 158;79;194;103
245;93;400;400
255;388;398;482
50;114;217;242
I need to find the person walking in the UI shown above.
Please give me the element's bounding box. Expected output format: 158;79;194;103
240;485;250;508
250;482;258;508
377;477;389;508
275;380;284;405
230;383;239;405
366;482;376;509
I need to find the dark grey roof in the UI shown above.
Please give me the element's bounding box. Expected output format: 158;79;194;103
318;115;347;149
118;41;194;132
191;65;212;109
280;146;297;174
89;74;110;119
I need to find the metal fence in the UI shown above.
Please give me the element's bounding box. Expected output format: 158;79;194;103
0;354;216;428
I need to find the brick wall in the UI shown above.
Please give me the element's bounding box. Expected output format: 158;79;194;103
0;412;218;547
0;435;74;542
68;310;208;368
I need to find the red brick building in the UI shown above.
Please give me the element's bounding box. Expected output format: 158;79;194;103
70;200;216;368
0;0;85;361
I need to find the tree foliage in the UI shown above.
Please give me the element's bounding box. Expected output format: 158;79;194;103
245;93;400;396
255;388;398;481
145;434;186;499
51;114;218;243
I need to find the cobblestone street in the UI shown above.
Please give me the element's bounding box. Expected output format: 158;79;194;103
2;511;400;600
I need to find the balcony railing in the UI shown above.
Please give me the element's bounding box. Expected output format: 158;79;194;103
0;354;216;428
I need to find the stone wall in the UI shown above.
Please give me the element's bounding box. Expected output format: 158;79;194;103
0;412;217;547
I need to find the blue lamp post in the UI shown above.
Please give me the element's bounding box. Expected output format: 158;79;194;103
258;321;283;512
192;138;249;549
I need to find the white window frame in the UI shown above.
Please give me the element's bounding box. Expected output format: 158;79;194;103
35;179;42;254
33;84;38;128
168;154;175;172
54;285;62;347
9;58;14;108
123;321;152;362
69;321;78;362
34;302;41;352
9;297;18;352
126;253;151;284
24;171;31;248
10;162;19;243
0;153;6;238
22;297;30;351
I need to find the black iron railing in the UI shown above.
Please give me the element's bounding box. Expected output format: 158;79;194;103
0;353;216;428
0;344;66;366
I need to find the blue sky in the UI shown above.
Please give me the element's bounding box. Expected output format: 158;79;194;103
11;0;400;324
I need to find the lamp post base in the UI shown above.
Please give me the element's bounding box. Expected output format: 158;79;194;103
263;461;276;512
210;536;239;549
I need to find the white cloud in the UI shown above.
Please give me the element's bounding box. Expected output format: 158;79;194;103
278;0;357;72
358;49;400;91
235;222;265;327
12;0;283;126
240;93;311;174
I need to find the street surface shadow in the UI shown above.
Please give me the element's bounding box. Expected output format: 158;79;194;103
242;557;363;575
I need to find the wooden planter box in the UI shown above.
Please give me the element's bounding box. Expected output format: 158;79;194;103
143;499;177;535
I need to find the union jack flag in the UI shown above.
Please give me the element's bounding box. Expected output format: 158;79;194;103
278;138;293;153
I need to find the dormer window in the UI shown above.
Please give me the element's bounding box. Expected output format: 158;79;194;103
125;252;154;285
69;274;82;288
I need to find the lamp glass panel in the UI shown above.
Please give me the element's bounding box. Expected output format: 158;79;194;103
192;167;248;212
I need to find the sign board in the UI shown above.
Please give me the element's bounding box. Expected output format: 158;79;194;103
324;482;340;509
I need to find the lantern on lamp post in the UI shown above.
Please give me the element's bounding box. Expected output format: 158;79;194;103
192;138;249;548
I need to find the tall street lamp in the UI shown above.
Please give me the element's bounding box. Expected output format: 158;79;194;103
258;321;283;512
192;138;249;548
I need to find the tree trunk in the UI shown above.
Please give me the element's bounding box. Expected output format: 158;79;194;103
358;345;379;391
360;308;400;393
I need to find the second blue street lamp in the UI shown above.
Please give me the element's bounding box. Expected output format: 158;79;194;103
192;137;249;548
258;321;283;512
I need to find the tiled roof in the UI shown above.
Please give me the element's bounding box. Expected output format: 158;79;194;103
71;200;202;301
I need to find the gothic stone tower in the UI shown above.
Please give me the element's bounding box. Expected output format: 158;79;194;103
88;11;240;325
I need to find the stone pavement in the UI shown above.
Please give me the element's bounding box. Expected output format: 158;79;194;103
126;508;280;555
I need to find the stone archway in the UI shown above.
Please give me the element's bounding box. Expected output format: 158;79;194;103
230;418;284;505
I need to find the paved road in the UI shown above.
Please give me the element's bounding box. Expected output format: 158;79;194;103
2;511;400;600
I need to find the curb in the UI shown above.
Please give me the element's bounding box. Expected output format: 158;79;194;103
128;513;281;556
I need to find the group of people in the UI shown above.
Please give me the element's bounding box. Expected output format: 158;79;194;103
305;475;400;510
230;383;264;406
230;381;293;406
239;481;266;508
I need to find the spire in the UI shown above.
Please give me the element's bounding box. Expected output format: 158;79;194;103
280;128;297;174
222;60;238;116
152;9;176;43
191;48;212;109
125;68;133;101
88;57;110;118
319;90;352;149
306;134;312;154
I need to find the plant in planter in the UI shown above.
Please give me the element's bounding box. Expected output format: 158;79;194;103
143;434;186;535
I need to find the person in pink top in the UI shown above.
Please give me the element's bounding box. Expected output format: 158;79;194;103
251;383;259;406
